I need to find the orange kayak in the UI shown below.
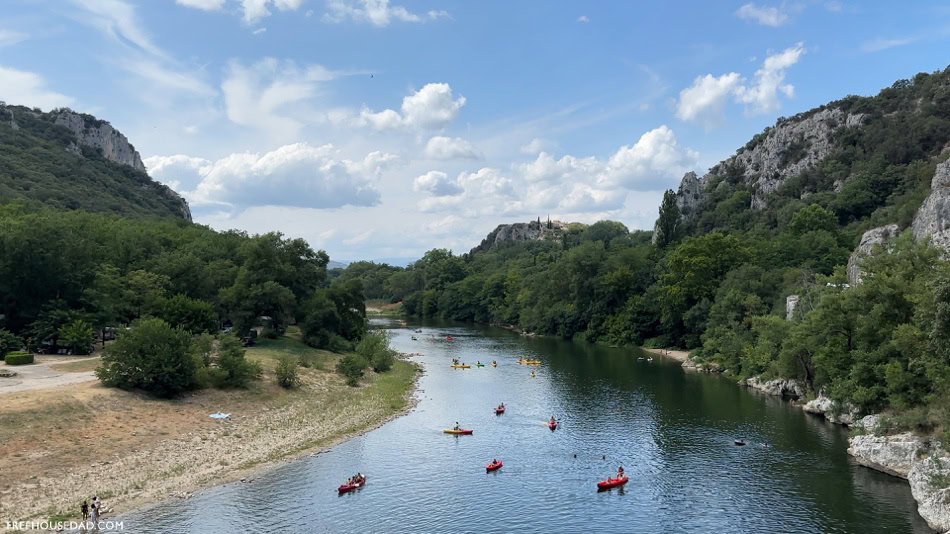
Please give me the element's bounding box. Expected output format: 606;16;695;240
486;460;503;472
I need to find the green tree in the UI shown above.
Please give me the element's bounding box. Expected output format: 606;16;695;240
157;294;218;334
0;329;22;358
214;335;262;388
654;189;681;248
97;318;197;397
58;319;95;355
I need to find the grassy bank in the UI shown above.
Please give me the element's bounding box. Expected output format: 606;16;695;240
0;334;420;528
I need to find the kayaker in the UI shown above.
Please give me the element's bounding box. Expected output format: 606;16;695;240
454;422;460;431
550;416;556;425
617;465;624;478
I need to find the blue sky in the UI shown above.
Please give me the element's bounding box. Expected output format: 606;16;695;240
1;1;948;261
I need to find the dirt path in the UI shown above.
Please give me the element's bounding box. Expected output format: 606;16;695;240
0;357;100;395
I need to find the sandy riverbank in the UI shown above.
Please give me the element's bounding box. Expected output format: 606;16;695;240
642;347;691;363
0;338;421;530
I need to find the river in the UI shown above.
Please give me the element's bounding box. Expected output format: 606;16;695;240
122;319;932;533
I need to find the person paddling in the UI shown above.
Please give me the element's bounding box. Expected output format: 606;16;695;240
617;465;625;479
454;422;461;431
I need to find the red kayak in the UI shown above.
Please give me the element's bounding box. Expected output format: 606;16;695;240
495;406;506;415
338;476;367;493
597;476;628;490
486;460;503;472
548;421;558;430
446;336;454;341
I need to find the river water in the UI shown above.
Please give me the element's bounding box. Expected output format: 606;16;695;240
123;319;932;533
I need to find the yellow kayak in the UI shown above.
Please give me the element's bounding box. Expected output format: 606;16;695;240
443;429;473;434
517;360;541;365
451;364;471;369
492;362;497;367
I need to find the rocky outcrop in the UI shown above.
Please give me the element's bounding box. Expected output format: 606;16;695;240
740;376;804;398
847;224;901;285
848;419;950;532
802;393;861;425
912;159;950;254
52;110;146;171
470;219;570;254
786;295;799;320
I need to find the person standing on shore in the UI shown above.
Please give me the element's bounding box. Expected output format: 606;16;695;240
81;500;89;521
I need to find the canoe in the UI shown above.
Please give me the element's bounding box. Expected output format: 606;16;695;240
495;407;505;414
451;364;471;369
443;429;473;435
548;421;557;430
486;460;503;472
597;476;628;490
525;361;542;365
338;476;367;493
734;440;746;446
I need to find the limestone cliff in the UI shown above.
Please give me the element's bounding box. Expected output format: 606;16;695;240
470;219;571;255
847;224;901;285
913;159;950;253
52;110;147;171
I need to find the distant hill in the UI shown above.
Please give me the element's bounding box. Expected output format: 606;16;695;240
0;103;190;220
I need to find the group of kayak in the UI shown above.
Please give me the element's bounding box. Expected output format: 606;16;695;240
451;358;498;369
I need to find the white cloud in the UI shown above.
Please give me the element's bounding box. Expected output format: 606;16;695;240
861;37;915;53
675;72;742;131
323;0;446;27
68;0;167;59
175;0;226;10
597;125;698;190
358;83;465;130
122;59;216;97
252;27;267;35
241;0;305;24
0;65;75;110
413;170;462;196
143;154;211;191
343;229;374;245
150;143;393;212
515;152;600;184
424;136;482;160
221;58;339;136
520;138;549;155
676;43;803;127
735;3;788;26
734;42;803;114
577;15;590;23
0;30;27;47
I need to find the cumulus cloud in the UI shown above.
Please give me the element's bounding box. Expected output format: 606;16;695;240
424;136;482;160
0;65;75;110
241;0;304;23
175;0;225;10
675;72;742;131
222;58;339;136
323;0;448;27
734;42;803;114
148;143;394;212
577;15;590;23
735;3;789;26
598;126;699;189
413;171;462;196
414;126;695;218
676;43;803;128
358;83;465;130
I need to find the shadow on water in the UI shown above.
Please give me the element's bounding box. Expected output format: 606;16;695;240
120;318;931;534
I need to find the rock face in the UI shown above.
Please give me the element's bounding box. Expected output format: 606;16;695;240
801;393;860;425
847;224;901;285
785;295;799;320
912;159;950;254
52;110;146;172
848;422;950;532
660;107;866;230
741;376;804;398
470;219;569;254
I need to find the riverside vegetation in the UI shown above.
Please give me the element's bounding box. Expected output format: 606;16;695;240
340;67;950;445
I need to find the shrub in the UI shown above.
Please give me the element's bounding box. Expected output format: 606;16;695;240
275;356;299;388
58;319;95;355
215;335;262;389
96;318;197;397
5;351;34;365
0;329;22;359
190;333;215;367
356;330;396;373
298;353;319;369
336;354;367;387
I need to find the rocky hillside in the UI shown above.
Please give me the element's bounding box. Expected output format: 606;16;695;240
0;104;190;220
469;219;574;255
660;67;950;250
